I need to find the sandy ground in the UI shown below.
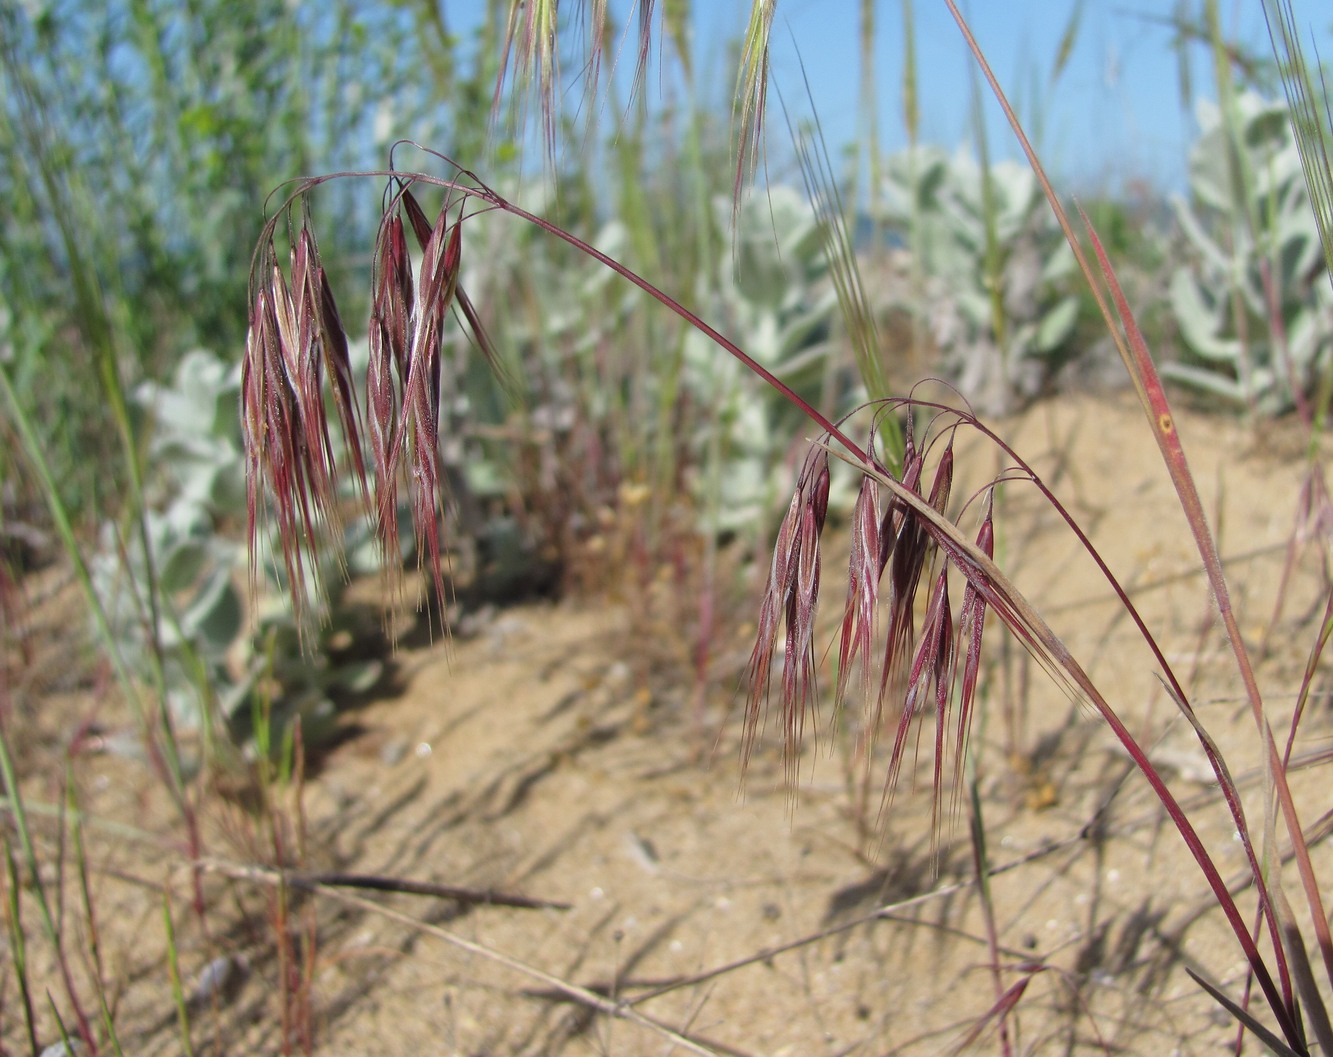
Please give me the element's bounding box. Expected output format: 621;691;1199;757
5;392;1333;1056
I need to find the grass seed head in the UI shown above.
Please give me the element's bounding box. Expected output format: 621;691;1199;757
835;473;883;711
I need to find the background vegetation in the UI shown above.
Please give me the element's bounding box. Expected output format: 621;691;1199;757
2;0;1333;1053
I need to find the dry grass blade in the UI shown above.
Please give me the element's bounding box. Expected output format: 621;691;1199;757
198;859;738;1057
948;975;1033;1056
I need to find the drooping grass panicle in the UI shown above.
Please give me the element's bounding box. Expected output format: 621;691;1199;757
286;227;358;544
244;173;476;628
742;485;800;768
744;404;986;811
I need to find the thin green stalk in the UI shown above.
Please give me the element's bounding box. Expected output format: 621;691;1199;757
68;763;124;1057
969;777;1015;1057
1205;0;1264;416
0;355;210;929
65;764;129;1052
47;997;78;1057
3;827;38;1054
163;890;196;1057
0;725;94;1048
0;365;177;797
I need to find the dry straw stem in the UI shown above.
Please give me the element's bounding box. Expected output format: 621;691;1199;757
197;858;738;1057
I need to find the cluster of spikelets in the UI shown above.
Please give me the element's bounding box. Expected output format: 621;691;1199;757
744;412;995;815
241;166;1004;812
242;179;498;625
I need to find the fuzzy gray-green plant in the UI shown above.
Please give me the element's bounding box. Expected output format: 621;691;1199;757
684;185;845;534
1168;92;1332;414
93;348;383;757
877;144;1080;414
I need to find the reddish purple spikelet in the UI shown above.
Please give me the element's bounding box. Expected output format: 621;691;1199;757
367;211;413;576
286;229;342;538
743;489;799;766
315;261;369;512
243;277;316;619
888;567;952;803
392;203;463;612
879;467;928;718
744;445;830;777
741;409;996;833
781;499;823;779
836;474;882;711
239;225;370;621
955;497;995;784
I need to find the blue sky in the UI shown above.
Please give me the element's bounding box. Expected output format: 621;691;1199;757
449;1;1318;195
706;0;1284;194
